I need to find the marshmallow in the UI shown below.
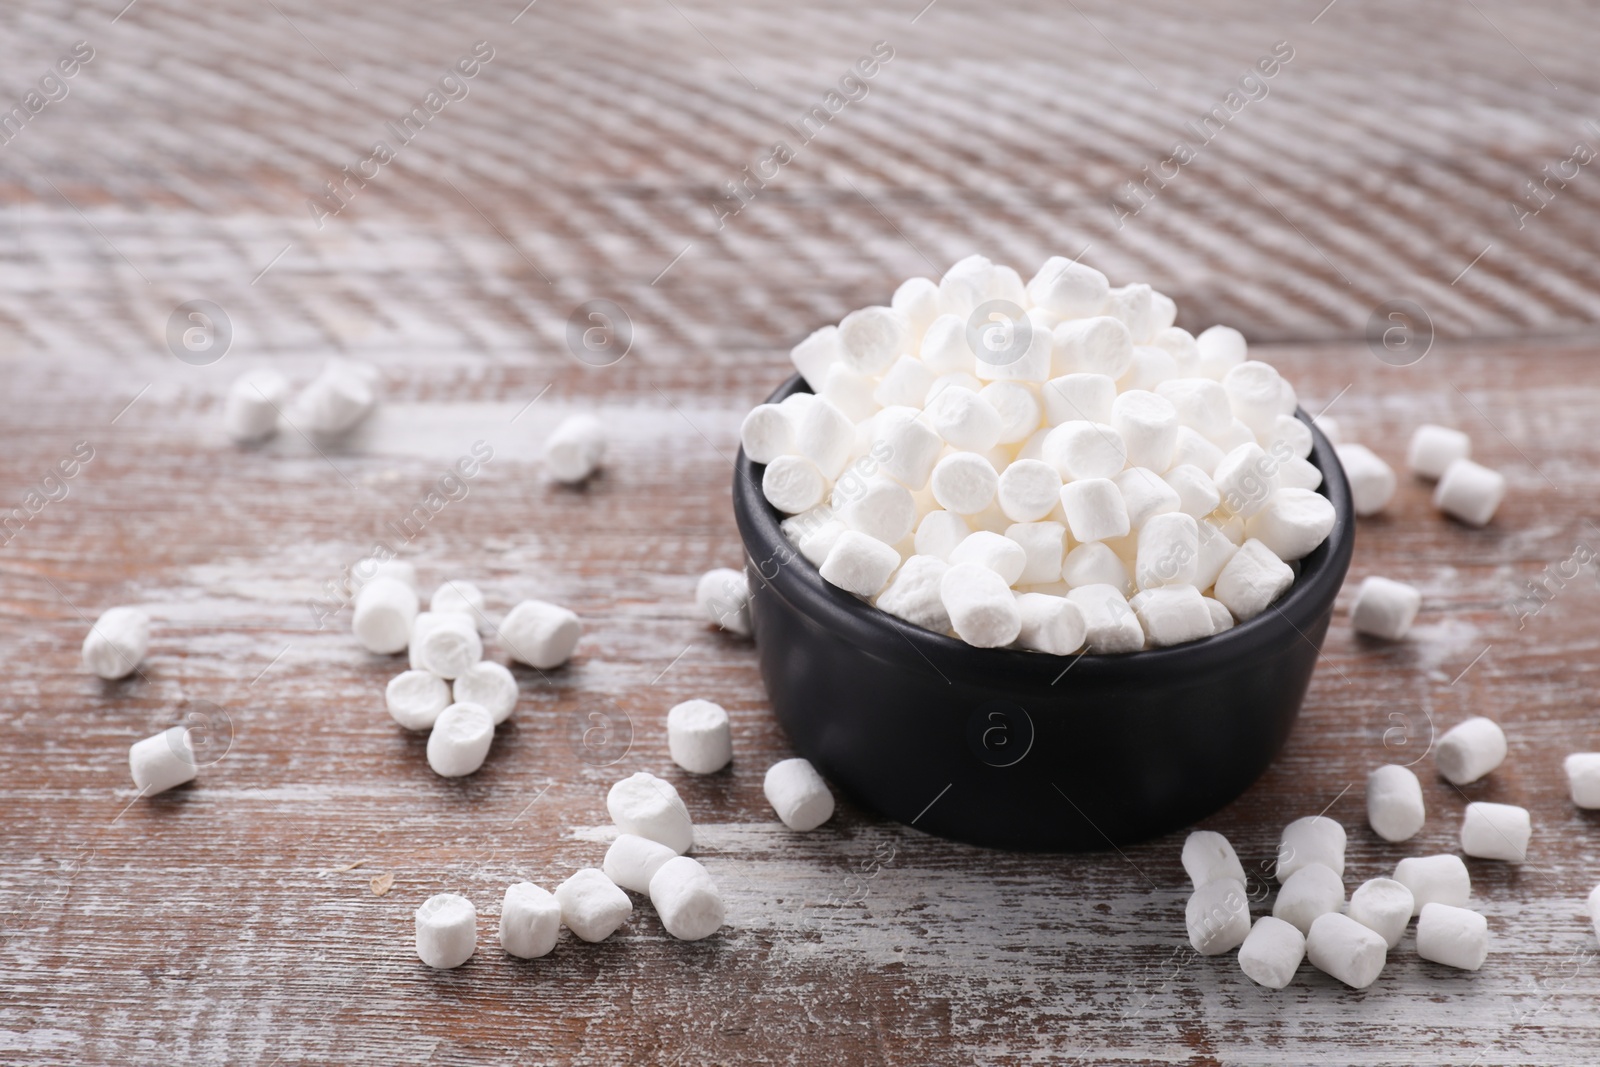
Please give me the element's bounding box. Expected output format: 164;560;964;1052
667;699;732;774
1205;597;1234;633
1306;912;1387;989
1102;283;1156;343
1460;801;1531;862
1130;586;1212;647
353;576;420;655
1564;753;1600;808
740;403;795;464
835;476;916;546
1417;903;1489;970
1060;478;1130;544
1336;444;1396;516
1062;541;1131;593
997;459;1063;522
1169;427;1225;474
1244;488;1335;561
1195;325;1247;380
1119;345;1180;393
1006;522;1067;585
295;361;375;437
1195;522;1242;589
875;554;953;631
387;669;452;730
1014;593;1086;655
1407;424;1470;480
1276;815;1346;882
1051;316;1134;380
949;531;1027;585
555;868;632;942
1116;467;1181;529
1042;421;1127;481
696;567;752;637
1434;458;1505;527
452;661;518;725
930;452;999;515
1222;361;1290;434
873;356;936;410
224;368;289;442
500;882;561;959
1238;916;1305;990
920;314;975;375
973;307;1053;383
1350;576;1421;640
426;702;495;778
819;530;900;597
1366;764;1425;842
603;833;678;894
1067;584;1145;653
875;413;943;490
763;455;828;514
1213;539;1294;622
790;327;839;389
430;579;490;633
1027;257;1110;318
1162;464;1221;519
1435;716;1507;785
1276;454;1323;492
1263;415;1313;462
796;517;846;565
1273;862;1345;935
892;276;941;342
608;771;694;853
129;726;198;795
925;386;1003;452
1347;878;1415;949
764;757;835;831
820;363;879;422
1111;390;1179;471
795;397;857;479
1134;512;1199;591
1156;378;1232;439
545;413;606;483
837;305;907;376
83;606;150;680
1043;373;1116;426
941;562;1022;647
1394;854;1471;913
500;599;582;670
649;856;725;941
938;254;994;317
1186;878;1251;955
415;893;476;968
410;610;483;680
1213;443;1279;518
1182;830;1246;888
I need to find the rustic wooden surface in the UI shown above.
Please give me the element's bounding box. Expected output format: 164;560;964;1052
4;0;1600;1063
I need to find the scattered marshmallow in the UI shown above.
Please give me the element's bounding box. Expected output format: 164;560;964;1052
1394;855;1471;913
1350;576;1421;640
1182;830;1246;889
1434;458;1505;527
696;567;752;637
1435;716;1507;785
1273;863;1346;935
1276;815;1346;882
667;699;732;774
555;868;632;942
386;669;452;730
415;893;476;968
409;610;483;680
1238;916;1305;990
430;579;490;633
603;833;678;894
500;599;581;670
129;726;197;795
941;563;1022;647
1416;902;1489;970
296;360;376;438
1306;912;1387;989
1347;878;1414;949
608;772;694;853
1366;764;1425;842
545;413;606;483
353;577;420;655
224;368;289;443
1564;753;1600;809
83;606;149;680
1407;424;1470;480
649;856;725;941
426;702;495;778
1335;444;1396;516
1460;801;1531;862
1186;879;1251;955
452;661;518;725
764;757;834;831
500;882;561;959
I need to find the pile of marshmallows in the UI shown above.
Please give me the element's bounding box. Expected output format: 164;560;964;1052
742;255;1338;654
1185;714;1600;988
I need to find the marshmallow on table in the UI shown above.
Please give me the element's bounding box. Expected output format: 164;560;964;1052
667;699;732;774
1182;830;1246;888
452;661;518;725
1238;916;1305;990
83;606;150;680
940;563;1022;647
1460;801;1531;862
1347;878;1414;949
1276;815;1346;881
1407;424;1470;480
1213;539;1294;623
1059;478;1131;544
353;577;420;655
649;856;725;941
819;531;900;598
1564;753;1600;808
1335;444;1396;516
500;882;561;959
224;368;289;442
603;833;678;894
696;567;752;637
1394;854;1471;913
874;554;952;632
1366;764;1425;842
426;702;495;778
430;579;490;633
1350;576;1421;640
386;669;452;730
545;413;606;483
129;726;197;795
764;758;834;831
295;360;375;438
1416;902;1489;970
555;868;632;942
1185;878;1250;955
1244;488;1335;561
1013;593;1086;655
415;893;476;969
739;403;794;463
1434;458;1506;527
501;599;582;669
1273;863;1345;935
1130;586;1213;647
608;772;694;853
1068;584;1145;653
1435;716;1507;785
409;611;483;680
1306;912;1387;989
930;452;999;515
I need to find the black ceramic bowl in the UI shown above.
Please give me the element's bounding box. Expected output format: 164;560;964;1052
733;373;1356;851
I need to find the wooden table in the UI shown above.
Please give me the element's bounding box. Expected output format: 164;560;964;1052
4;1;1599;1062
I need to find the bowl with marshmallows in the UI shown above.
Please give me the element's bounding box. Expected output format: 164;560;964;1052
732;255;1354;850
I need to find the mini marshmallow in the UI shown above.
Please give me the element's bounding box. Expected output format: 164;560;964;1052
1060;478;1130;544
875;413;943;492
667;699;732;774
1347;878;1415;949
1336;444;1396;516
1102;283;1156;342
649;855;725;941
1238;916;1305;990
1111;390;1179;471
763;455;828;514
1186;878;1251;955
949;531;1027;585
696;567;752;637
1460;801;1531;862
1156;378;1233;439
545;413;606;483
1130;586;1212;647
387;669;452;730
1434;458;1506;527
1053;316;1135;381
1205;597;1233;633
129;726;197;795
410;610;483;680
353;577;419;655
1435;716;1507;785
500;882;561;959
819;363;878;422
937;254;994;317
555;868;632;942
1121;345;1180;392
1151;325;1200;370
224;368;289;442
1116;467;1182;529
426;702;495;778
1366;764;1425;842
1042;421;1128;481
873;356;936;411
764;757;835;831
836;476;917;546
875;554;952;632
997;459;1063;522
1196;325;1247;379
930;452;999;515
790;325;841;389
1162;464;1221;519
452;661;518;725
1013;593;1086;655
1564;753;1600;808
1044;373;1116;426
1222;361;1289;434
1416;902;1489;971
892;276;941;341
1067;584;1145;653
837;305;906;376
1407;423;1470;480
500;599;582;669
1394;854;1471;913
974;310;1053;383
740;403;795;464
1169;427;1225;475
1312;413;1341;443
415;893;476;968
608;771;694;853
1213;539;1294;622
941;562;1022;646
925;386;1003;451
1350;576;1421;640
1182;830;1246;888
296;360;375;437
1276;454;1323;492
1244;488;1335;561
1194;522;1242;588
796;517;847;565
819;531;900;597
1273;862;1345;935
920;314;976;375
1027;257;1110;318
1062;542;1131;593
603;833;678;894
1277;815;1346;882
1213;443;1279;518
1006;522;1067;585
83;606;150;680
1135;512;1199;591
1306;912;1387;989
795;398;856;479
430;579;490;633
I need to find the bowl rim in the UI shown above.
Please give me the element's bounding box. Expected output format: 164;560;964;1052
732;373;1356;686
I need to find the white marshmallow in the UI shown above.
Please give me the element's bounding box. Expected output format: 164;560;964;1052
129;726;197;795
1213;443;1280;518
997;459;1062;523
1013;593;1086;655
874;413;943;490
1335;444;1396;516
608;771;694;853
603;833;678;894
764;757;834;831
1347;878;1415;949
1417;902;1490;970
1238;916;1305;990
430;579;490;633
545;413;606;483
1027;257;1109;318
973;307;1053;383
949;531;1027;585
415;893;476;968
500;599;582;670
1111;390;1179;471
819;363;879;422
925;386;1003;452
1211;418;1258;453
1366;764;1425;842
1434;458;1506;527
1195;325;1247;380
1460;801;1531;862
83;606;150;680
1213;539;1294;622
1435;716;1507;785
790;325;841;390
295;360;375;437
1156;378;1232;439
1394;854;1471;913
1169;427;1225;475
353;576;419;655
913;512;970;561
740;404;795;463
762;454;827;514
1276;454;1323;492
1043;373;1116;427
1102;283;1157;342
892;276;941;342
1134;512;1199;591
696;568;752;637
1042;421;1127;481
1350;575;1421;641
1273;862;1345;935
1118;345;1179;393
919;314;976;375
649;856;725;941
1067;584;1145;653
819;530;900;597
795;398;856;479
1222;361;1289;434
797;518;846;565
1276;815;1346;881
667;699;732;775
224;368;289;442
875;554;952;632
1062;541;1131;594
1051;316;1134;380
1182;830;1246;888
1262;414;1313;462
941;563;1022;647
1564;753;1600;808
837;305;907;376
1157;466;1217;521
410;610;483;680
1195;522;1241;589
1116;467;1181;529
1205;597;1234;633
1006;522;1067;585
835;477;916;545
1407;423;1470;480
499;882;561;959
1245;488;1335;561
1186;878;1251;955
426;702;495;778
1306;912;1387;989
555;868;632;942
386;669;452;731
452;661;518;725
937;254;994;317
873;356;936;410
930;452;999;515
1060;478;1130;544
1130;586;1212;647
